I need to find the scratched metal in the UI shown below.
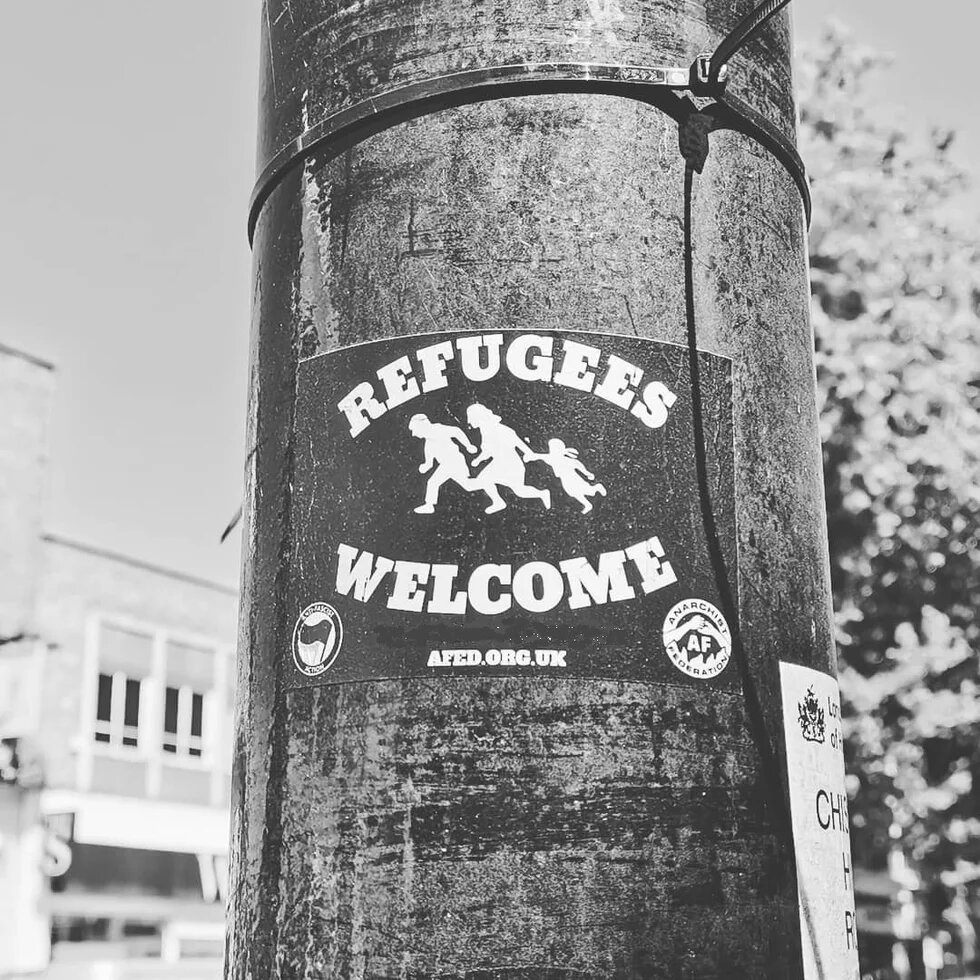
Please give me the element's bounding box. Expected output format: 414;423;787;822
230;0;829;977
256;0;795;184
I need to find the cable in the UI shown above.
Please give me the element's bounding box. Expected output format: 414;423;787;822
709;0;794;84
681;158;794;857
681;119;827;979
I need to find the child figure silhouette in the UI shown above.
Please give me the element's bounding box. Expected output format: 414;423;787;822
541;438;607;514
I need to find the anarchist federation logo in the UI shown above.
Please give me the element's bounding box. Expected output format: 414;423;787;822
662;598;732;679
798;685;826;744
408;403;607;515
292;602;343;677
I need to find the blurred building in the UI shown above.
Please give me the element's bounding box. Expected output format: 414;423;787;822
10;338;976;980
0;342;237;975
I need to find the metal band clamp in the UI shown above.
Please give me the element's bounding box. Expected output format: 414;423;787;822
248;59;811;243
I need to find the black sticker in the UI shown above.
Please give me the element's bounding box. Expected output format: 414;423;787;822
288;329;736;687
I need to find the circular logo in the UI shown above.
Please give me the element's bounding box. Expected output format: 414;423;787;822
292;602;343;677
662;598;732;680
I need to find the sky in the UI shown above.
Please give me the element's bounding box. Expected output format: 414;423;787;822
0;0;977;590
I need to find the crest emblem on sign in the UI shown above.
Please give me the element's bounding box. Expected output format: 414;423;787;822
292;602;343;677
797;685;826;744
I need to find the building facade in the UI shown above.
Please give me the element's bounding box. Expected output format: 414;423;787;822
0;343;238;975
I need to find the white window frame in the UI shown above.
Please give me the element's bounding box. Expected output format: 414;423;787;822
155;628;222;773
162;684;205;759
92;670;142;748
78;612;234;804
84;616;153;767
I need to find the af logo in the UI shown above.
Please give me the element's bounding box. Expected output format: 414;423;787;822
292;602;343;677
798;685;826;744
662;598;732;680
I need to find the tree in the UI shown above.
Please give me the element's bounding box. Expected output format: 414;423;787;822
798;22;980;930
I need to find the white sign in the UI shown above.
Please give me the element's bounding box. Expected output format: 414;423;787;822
779;661;860;980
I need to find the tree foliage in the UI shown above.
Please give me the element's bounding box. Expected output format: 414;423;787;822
798;25;980;903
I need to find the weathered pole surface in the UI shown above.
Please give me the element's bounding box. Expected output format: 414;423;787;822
229;1;852;977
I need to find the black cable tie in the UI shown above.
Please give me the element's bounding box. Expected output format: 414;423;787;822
710;0;794;85
679;111;715;174
689;54;729;97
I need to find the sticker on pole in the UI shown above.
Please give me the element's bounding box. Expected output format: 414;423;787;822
288;328;736;686
779;662;860;980
663;598;732;679
292;602;343;677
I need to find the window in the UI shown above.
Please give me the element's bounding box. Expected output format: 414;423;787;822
94;673;141;747
162;686;204;757
92;624;151;749
87;617;228;798
161;640;214;761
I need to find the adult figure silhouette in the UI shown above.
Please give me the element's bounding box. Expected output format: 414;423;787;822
466;403;551;514
408;413;482;514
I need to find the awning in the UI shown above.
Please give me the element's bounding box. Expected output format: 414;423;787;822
40;790;230;855
45;890;225;923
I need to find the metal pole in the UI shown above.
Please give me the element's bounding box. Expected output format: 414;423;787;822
229;2;857;977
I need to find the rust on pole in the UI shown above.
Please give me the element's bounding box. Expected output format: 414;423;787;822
229;1;856;977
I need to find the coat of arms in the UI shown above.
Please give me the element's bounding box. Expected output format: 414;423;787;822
798;685;826;744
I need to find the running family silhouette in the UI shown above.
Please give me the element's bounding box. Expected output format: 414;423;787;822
408;404;607;515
